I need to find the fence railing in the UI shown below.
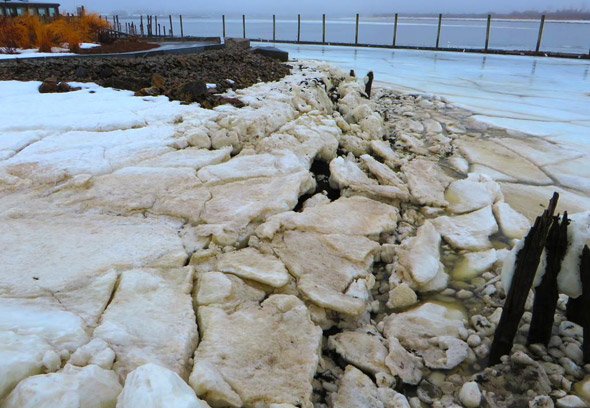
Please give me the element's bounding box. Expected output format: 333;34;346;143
104;13;590;58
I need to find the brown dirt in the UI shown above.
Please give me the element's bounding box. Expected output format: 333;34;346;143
0;47;290;108
78;39;159;55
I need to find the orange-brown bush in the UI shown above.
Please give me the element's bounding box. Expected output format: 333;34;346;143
0;14;110;53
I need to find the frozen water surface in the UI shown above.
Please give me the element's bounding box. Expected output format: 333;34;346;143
271;43;590;150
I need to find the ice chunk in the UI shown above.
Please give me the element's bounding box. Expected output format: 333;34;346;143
402;159;452;207
445;173;503;214
493;202;531;240
433;206;498;250
216;247;290;288
453;249;498;280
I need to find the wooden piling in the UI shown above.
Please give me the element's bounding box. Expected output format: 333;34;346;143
322;14;326;44
140;15;144;36
355;13;359;45
488;193;559;366
436;13;442;49
155;15;158;36
242;15;246;39
273;15;276;42
536;15;546;53
222;15;226;39
169;15;173;37
485;14;492;51
365;71;374;98
580;246;590;364
180;15;184;38
297;14;301;43
392;13;398;47
528;212;569;346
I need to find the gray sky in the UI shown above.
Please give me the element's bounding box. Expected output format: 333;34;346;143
59;0;590;15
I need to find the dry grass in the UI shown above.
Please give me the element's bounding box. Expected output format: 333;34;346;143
0;14;110;53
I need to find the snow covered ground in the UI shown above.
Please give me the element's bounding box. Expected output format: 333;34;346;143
0;43;100;60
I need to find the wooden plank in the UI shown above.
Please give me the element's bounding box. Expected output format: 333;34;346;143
485;14;492;51
436;13;442;49
392;13;398;47
488;193;559;366
355;13;359;45
536;15;546;53
528;213;569;346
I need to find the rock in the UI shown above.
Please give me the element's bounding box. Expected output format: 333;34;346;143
328;329;389;375
194;271;265;313
189;295;322;408
387;282;418;310
529;396;555;408
421;336;469;370
117;363;211;408
331;365;383;408
394;221;448;292
432;206;498;250
2;364;122;408
376;388;411;408
423;119;443;133
458;381;482;408
252;47;289;62
556;395;587;408
225;37;251;50
564;342;584;365
38;80;81;94
370;140;398;163
402;159;452;207
493;202;531;240
384;337;424;385
445;173;503;214
93;267;199;380
174;81;208;103
417;380;442;404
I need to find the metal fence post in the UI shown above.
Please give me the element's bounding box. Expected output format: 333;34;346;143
273;15;276;41
222;15;226;38
180;15;184;38
169;15;173;37
485;14;491;51
355;13;359;45
242;15;246;38
536;15;546;53
436;13;442;49
322;14;326;44
297;14;301;43
392;13;398;47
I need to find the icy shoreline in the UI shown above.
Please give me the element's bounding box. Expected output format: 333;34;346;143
0;61;589;407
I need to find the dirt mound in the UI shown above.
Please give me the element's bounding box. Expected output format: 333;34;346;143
0;48;290;107
78;39;159;55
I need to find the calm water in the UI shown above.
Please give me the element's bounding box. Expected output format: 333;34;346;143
117;15;590;54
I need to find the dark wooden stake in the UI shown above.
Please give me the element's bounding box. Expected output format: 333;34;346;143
242;15;246;39
322;14;326;44
155;15;158;36
580;246;590;364
488;193;560;366
180;15;184;38
273;15;276;41
297;14;301;43
355;13;359;45
536;15;546;53
350;69;355;77
485;14;492;51
169;15;173;37
436;13;443;49
528;212;569;345
365;71;374;98
140;16;144;36
392;13;398;47
222;15;226;38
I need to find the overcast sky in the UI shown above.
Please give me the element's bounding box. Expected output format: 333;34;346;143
58;0;590;15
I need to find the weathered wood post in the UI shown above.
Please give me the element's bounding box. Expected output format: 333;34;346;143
273;15;276;42
528;213;569;346
485;14;492;51
322;14;326;44
436;13;442;49
180;15;184;38
242;14;246;39
392;13;398;47
365;71;374;98
489;193;559;366
536;15;546;53
154;15;158;36
140;15;144;36
169;15;173;37
297;14;301;43
355;13;359;45
580;246;590;364
222;15;226;39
